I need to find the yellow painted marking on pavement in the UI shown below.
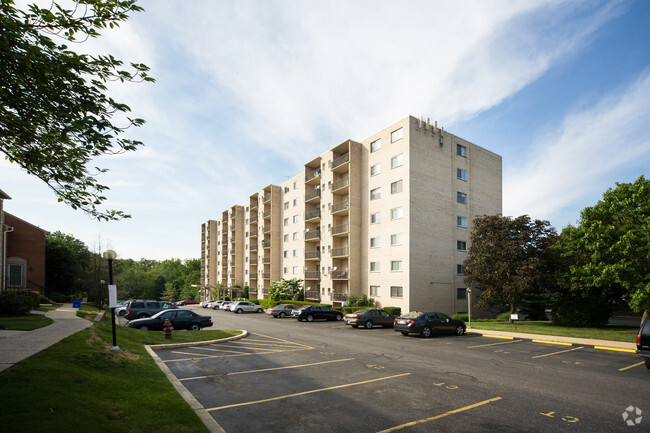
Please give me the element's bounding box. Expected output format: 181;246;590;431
249;332;313;349
467;339;524;348
594;346;636;353
377;397;503;433
618;362;645;371
532;339;572;346
165;346;312;363
206;373;411;412
532;346;584;359
180;358;355;381
482;335;514;340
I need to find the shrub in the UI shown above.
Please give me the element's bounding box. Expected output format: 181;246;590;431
496;312;511;322
453;313;469;321
383;307;401;316
552;297;610;327
345;294;375;308
0;293;34;316
49;292;68;303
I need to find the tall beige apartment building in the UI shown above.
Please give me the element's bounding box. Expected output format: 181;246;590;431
200;116;501;315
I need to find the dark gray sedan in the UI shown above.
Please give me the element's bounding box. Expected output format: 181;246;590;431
393;311;465;337
126;309;213;331
345;309;396;329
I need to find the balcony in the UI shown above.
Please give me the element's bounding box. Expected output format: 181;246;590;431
250;229;258;238
262;288;269;295
331;270;349;279
262;240;271;249
332;292;348;302
331;200;349;215
304;290;321;301
305;209;321;222
263;225;271;233
305;189;321;203
250;215;258;223
249;244;258;251
250;201;258;209
249;287;258;293
263;209;272;219
230;224;236;231
263;257;271;264
331;247;349;257
249;258;258;265
230;261;236;267
331;177;349;194
262;273;271;279
332;224;349;236
304;271;320;280
305;229;321;241
331;152;349;170
305;250;321;260
305;168;321;183
263;194;271;202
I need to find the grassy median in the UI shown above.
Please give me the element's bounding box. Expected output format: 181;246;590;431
469;320;638;343
0;319;241;433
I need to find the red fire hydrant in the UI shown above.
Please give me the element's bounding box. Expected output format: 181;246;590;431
163;319;172;340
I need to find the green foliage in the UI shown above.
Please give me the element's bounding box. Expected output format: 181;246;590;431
0;291;36;316
552;176;650;313
268;278;303;301
345;294;375;307
45;231;93;296
242;285;249;299
551;297;610;327
0;0;154;220
453;313;469;321
464;215;557;314
383;306;401;316
114;258;199;301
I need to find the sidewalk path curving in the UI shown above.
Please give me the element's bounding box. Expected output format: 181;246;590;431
0;303;93;372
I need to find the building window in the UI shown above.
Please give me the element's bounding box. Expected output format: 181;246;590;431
457;192;467;204
390;286;403;298
283;250;288;258
457;288;467;299
391;154;403;168
457;168;467;181
391;180;403;194
370;285;379;296
293;215;299;223
293;198;298;206
293;249;299;257
284;186;290;193
390;233;403;246
284;234;289;242
370;187;381;200
457;216;467;228
457;240;467;251
457;144;467;157
293;232;299;240
283;267;288;273
370;237;380;248
293;181;298;190
370;262;380;272
284;201;289;210
391;207;404;220
370;139;381;152
293;266;299;274
457;264;465;274
391;127;403;142
391;260;403;271
370;163;381;176
370;212;381;224
284;218;289;226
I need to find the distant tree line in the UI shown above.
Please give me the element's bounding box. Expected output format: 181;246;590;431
44;233;200;305
464;175;650;325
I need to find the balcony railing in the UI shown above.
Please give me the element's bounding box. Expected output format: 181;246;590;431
332;224;349;236
305;209;321;221
332;293;348;302
249;287;258;293
331;153;350;169
305;230;321;241
263;225;271;233
263;194;271;202
331;270;349;279
250;215;258;223
262;273;271;279
263;210;272;218
249;258;258;265
331;247;349;257
305;250;321;260
331;200;349;214
263;257;271;264
305;189;321;202
331;177;349;192
262;241;271;248
306;168;321;182
262;288;269;294
250;201;258;209
304;271;320;279
250;230;258;237
250;245;258;251
304;290;320;301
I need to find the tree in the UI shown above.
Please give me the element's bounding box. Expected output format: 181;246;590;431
45;231;92;296
268;278;303;301
0;0;153;220
463;215;557;315
552;176;650;315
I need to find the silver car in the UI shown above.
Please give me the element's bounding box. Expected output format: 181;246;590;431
229;301;264;314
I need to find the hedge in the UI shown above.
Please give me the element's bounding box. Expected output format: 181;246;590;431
0;291;40;316
552;297;610;327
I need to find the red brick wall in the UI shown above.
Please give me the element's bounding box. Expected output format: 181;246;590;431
4;213;46;294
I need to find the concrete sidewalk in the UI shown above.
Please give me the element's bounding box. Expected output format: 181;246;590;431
0;303;94;372
467;328;637;352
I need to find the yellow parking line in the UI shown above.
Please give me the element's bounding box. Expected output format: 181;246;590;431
532;339;572;346
594;346;636;353
467;339;524;349
377;397;503;433
180;358;356;381
165;347;312;363
482;335;514;340
619;362;645;371
532;346;584;359
249;332;313;349
206;373;411;412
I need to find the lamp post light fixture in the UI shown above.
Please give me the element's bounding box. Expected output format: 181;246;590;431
467;288;472;329
103;249;120;353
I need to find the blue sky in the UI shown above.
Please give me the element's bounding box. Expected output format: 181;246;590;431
2;0;649;260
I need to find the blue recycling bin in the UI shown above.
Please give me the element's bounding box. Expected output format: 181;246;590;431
72;301;82;308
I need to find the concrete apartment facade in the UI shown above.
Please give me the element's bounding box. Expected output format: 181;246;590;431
200;116;502;315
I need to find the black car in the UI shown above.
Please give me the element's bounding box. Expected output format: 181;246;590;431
394;311;466;337
126;309;213;331
124;299;176;320
345;309;396;329
291;305;343;322
636;316;650;369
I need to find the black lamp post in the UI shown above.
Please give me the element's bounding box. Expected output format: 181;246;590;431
103;249;120;352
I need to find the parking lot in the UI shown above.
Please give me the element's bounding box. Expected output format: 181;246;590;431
146;308;645;432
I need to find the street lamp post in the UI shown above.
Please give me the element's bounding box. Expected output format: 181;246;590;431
103;249;120;353
467;288;472;328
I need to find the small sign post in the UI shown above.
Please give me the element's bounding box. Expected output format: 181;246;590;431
510;314;519;329
108;285;117;309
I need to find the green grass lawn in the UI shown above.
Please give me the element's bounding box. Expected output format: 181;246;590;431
0;314;54;330
76;302;100;320
469;320;638;343
37;304;63;312
0;320;241;432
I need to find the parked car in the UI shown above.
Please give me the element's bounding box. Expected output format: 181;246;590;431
201;300;215;308
175;299;199;306
345;309;396;329
636;316;650;369
124;300;176;320
291;305;343;322
126;309;213;331
267;304;299;318
210;300;225;309
115;305;128;317
219;301;234;310
229;301;264;314
393;311;466;337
